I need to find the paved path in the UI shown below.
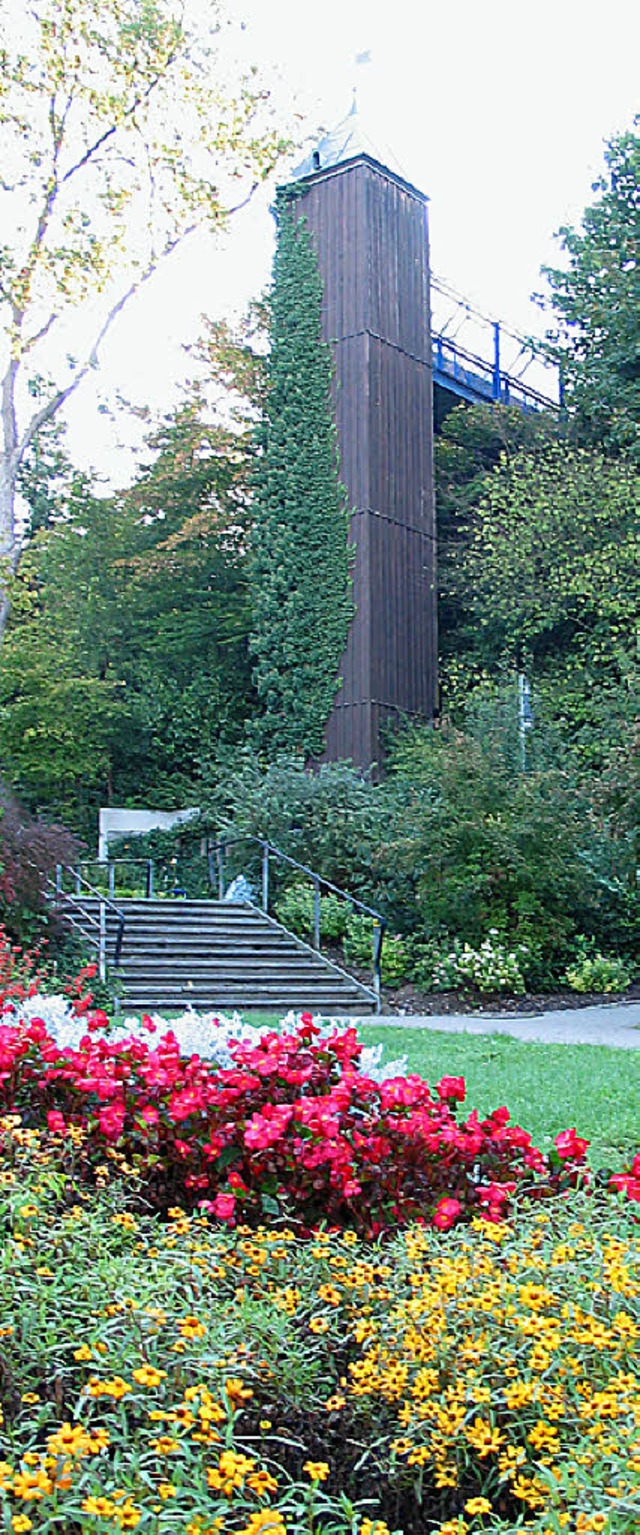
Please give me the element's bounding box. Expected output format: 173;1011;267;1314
362;1000;640;1050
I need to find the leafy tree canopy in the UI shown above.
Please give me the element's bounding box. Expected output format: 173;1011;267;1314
0;0;288;634
0;366;257;832
540;120;640;459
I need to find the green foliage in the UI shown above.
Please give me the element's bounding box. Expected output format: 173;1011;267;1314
459;444;639;678
0;0;287;627
435;402;560;676
564;941;633;995
383;710;596;983
249;197;353;756
212;751;380;899
274;884;350;944
0;399;254;835
540;119;640;459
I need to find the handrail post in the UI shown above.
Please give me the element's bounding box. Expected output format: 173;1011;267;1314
372;918;385;1014
147;860;154;899
261;842;269;914
75;865;82;896
99;901;106;984
55;863;62;898
108;862;115;899
313;876;321;950
217;842;225;900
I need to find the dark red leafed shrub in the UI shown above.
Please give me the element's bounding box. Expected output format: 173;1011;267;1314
0;1011;594;1235
0;785;80;943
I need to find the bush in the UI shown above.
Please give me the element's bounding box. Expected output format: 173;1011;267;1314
382;711;599;984
0;784;80;945
275;884;350;943
434;933;527;995
565;944;632;994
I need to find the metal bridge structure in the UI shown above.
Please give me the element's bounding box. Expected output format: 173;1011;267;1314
430;275;562;425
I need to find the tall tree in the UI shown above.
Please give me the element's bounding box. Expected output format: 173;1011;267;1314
454;442;640;766
540;120;640;459
0;385;256;832
0;0;286;636
249;195;353;758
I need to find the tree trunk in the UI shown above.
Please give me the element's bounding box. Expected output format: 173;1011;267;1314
0;360;19;644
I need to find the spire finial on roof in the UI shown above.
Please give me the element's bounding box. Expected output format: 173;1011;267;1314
290;59;403;184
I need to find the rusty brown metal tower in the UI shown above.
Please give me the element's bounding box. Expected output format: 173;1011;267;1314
291;107;437;770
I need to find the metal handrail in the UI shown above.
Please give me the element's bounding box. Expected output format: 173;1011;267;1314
432;332;557;410
75;858;156;898
50;864;126;982
206;835;386;1009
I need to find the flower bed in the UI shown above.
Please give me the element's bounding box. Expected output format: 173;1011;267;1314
0;1119;638;1535
0;1003;600;1235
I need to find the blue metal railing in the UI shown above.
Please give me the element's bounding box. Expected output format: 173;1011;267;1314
432;331;558;413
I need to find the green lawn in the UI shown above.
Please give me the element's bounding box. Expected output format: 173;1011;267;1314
359;1024;640;1168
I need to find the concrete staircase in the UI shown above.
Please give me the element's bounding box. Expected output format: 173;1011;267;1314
68;898;377;1014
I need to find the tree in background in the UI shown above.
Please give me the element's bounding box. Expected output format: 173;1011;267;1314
455;443;639;758
540;120;640;460
249;196;353;758
0;0;287;636
435;402;559;690
0;375;256;833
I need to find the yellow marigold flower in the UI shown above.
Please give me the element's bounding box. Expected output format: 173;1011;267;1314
309;1316;330;1334
464;1498;492;1515
236;1512;286;1535
73;1345;93;1362
464;1417;504;1457
158;1482;176;1499
11;1467;54;1501
11;1518;33;1533
224;1376;254;1405
407;1446;430;1467
177;1315;207;1339
259;1419;273;1430
324;1394;346;1412
132;1366;166;1389
149;1436;181;1455
113;1500;142;1530
247;1468;279;1496
86;1376;131;1400
82;1497;116;1517
317;1284;342;1305
303;1460;329;1482
360;1522;391;1535
20;1393;40;1404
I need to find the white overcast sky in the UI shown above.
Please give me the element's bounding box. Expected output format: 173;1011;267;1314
65;0;640;483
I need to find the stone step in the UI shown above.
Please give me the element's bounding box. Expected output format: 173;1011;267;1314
61;895;376;1013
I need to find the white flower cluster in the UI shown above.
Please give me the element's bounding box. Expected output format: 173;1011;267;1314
432;932;526;995
5;998;404;1081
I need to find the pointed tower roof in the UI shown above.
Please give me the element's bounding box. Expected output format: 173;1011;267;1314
290;98;426;201
292;95;402;176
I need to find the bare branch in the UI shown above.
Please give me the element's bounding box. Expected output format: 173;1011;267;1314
22;310;58;355
60;64;176;188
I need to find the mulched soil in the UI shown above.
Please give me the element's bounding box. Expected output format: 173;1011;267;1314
380;980;640;1016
